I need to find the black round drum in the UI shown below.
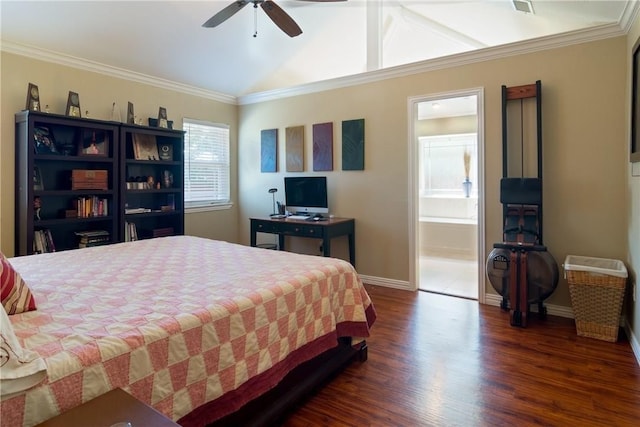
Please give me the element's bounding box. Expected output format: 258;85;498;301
486;247;559;304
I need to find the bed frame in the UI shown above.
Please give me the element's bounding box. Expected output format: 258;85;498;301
205;338;368;427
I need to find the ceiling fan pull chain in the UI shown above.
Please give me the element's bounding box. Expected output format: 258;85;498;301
253;2;258;37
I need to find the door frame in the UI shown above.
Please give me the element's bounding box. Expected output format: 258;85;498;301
407;88;486;303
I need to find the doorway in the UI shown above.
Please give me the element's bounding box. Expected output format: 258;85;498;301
408;89;485;301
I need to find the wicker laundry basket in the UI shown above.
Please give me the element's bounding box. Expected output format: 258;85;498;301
564;255;628;342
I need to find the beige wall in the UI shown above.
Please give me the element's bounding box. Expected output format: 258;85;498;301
238;36;628;310
626;18;640;352
0;53;240;256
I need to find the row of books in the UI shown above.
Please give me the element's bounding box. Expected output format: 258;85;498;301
77;196;109;218
33;229;56;253
75;230;110;248
124;222;138;242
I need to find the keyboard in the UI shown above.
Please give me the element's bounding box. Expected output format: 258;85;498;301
288;215;311;220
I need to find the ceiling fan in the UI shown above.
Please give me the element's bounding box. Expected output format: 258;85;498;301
202;0;347;38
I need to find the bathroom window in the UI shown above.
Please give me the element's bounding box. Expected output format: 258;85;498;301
419;133;477;196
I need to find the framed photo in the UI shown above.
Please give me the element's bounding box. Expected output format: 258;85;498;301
127;102;135;124
157;142;173;161
66;91;82;118
26;83;40;112
33;126;59;154
158;107;168;128
79;130;109;156
632;37;640;163
33;166;44;190
132;133;160;160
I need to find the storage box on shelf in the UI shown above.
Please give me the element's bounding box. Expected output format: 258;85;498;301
71;169;108;191
564;255;628;342
15;110;118;255
119;124;184;242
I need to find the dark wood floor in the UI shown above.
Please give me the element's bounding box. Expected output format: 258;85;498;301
284;285;640;426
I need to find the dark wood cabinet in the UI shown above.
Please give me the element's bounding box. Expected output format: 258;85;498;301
15;111;184;256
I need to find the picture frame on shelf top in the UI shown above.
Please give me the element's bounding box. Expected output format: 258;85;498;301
158;107;168;129
25;83;40;112
127;102;135;124
65;91;81;118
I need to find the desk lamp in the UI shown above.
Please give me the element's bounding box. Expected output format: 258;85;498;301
268;188;277;216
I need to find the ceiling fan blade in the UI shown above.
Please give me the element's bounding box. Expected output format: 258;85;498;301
202;1;250;28
261;0;303;37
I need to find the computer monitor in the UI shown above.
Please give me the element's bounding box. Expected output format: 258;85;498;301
284;176;329;215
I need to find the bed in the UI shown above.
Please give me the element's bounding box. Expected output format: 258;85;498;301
0;236;375;426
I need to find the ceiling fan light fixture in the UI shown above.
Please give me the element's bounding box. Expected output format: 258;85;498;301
512;0;534;14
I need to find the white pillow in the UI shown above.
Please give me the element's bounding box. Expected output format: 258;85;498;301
0;304;47;399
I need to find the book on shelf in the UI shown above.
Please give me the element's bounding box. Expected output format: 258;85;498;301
125;222;138;242
125;207;151;214
33;229;56;254
132;133;160;161
75;230;110;248
76;196;108;218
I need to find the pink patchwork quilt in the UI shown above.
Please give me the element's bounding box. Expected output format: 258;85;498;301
1;236;375;426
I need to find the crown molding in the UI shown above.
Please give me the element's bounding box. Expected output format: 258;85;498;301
0;40;237;105
620;0;640;34
238;21;627;105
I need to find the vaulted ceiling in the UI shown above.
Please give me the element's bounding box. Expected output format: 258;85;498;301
0;1;635;99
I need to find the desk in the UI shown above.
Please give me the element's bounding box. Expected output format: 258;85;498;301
250;217;355;266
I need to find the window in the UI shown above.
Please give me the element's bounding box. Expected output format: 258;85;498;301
183;118;230;209
419;133;477;196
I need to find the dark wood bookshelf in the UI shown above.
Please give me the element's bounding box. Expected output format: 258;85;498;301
15;110;184;255
119;124;184;242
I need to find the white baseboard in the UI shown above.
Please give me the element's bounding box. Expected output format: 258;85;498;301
358;274;412;291
624;322;640;367
483;293;574;318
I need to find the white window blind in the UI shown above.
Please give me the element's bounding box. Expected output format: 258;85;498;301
183;119;230;209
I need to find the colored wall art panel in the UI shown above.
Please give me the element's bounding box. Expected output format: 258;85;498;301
313;122;334;171
261;128;278;172
286;125;304;172
342;118;365;170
